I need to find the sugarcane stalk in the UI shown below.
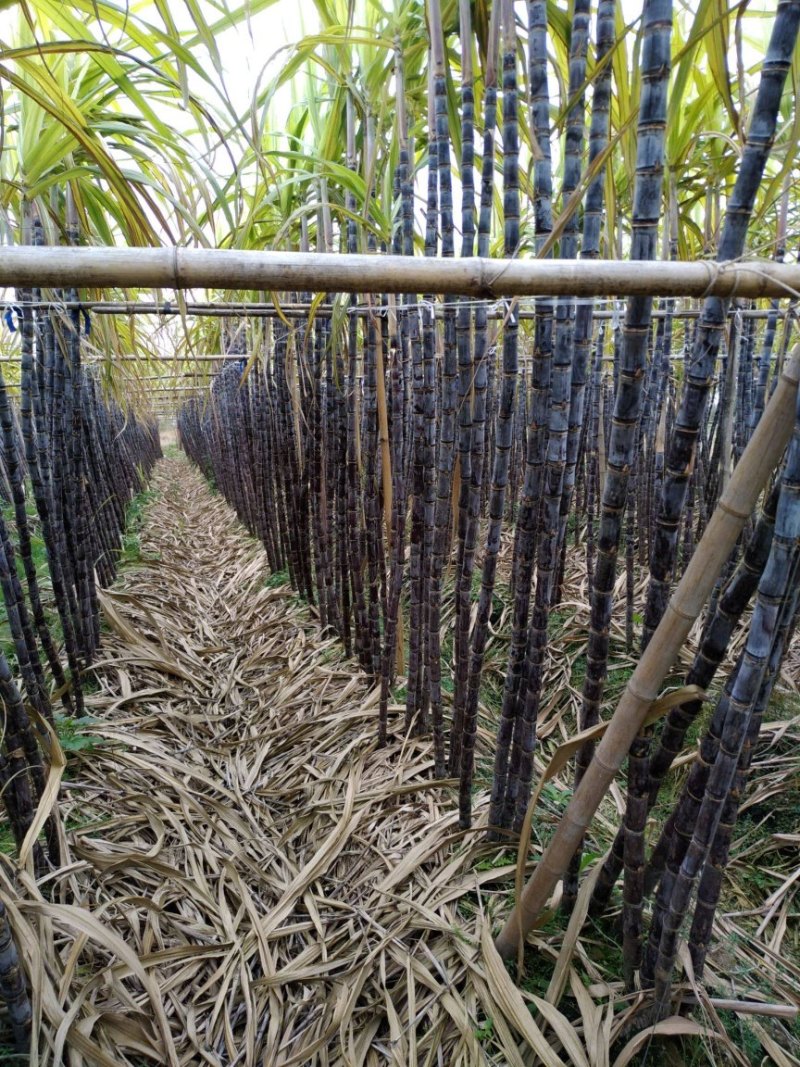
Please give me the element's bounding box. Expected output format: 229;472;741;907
494;344;800;960
0;899;30;1052
650;405;800;1018
642;0;800;646
458;0;520;829
449;0;499;777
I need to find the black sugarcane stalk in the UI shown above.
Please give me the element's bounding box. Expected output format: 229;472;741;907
623;4;800;983
486;0;554;832
752;176;790;433
555;0;617;603
576;1;673;933
649;407;800;1016
449;0;499;777
21;294;84;716
406;80;439;733
687;585;798;977
379;71;411;743
504;0;593;836
426;0;457;774
0;899;31;1053
458;0;519;829
597;477;781;912
451;0;476;760
619;0;676;969
585;327;605;592
642;0;800;646
0;373;67;709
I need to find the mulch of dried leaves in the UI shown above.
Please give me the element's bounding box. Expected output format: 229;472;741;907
2;456;797;1066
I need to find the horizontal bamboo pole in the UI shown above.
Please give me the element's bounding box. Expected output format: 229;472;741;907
0;299;788;320
2;247;800;298
681;997;798;1021
494;344;800;961
1;384;203;393
0;355;241;363
0;348;764;366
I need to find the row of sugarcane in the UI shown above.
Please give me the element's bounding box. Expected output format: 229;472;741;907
0;214;161;1048
178;0;800;1020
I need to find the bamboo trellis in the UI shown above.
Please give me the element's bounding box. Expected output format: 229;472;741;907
1;247;800;298
0;299;792;320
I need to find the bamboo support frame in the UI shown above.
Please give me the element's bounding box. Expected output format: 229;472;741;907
0;300;797;315
494;343;800;961
681;997;798;1021
0;348;770;365
2;247;800;298
0;300;791;320
4;385;200;399
0;355;241;363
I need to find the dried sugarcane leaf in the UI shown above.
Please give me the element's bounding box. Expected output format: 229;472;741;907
545;858;606;1007
19;709;66;870
478;922;569;1067
611;1017;740;1067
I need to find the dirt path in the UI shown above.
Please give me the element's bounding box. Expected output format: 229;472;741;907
2;457;521;1066
4;456;797;1066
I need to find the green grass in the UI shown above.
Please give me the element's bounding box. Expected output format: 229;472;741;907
570;652;587;688
0;1046;29;1062
0;822;17;857
473;1015;494;1042
121;485;162;565
474;848;516;873
265;567;291;589
54;713;108;758
713;1013;764;1066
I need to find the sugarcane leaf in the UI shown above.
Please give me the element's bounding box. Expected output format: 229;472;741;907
531;995;591;1067
537;113;637;261
18;708;65;871
544;858;607;1009
611;1017;740;1067
478;923;570;1067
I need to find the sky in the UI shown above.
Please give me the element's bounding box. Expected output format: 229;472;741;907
167;0;777;144
0;0;779;169
205;0;775;107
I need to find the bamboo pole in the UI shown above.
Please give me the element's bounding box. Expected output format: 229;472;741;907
0;300;788;320
494;344;800;961
2;247;800;298
1;385;203;393
0;355;244;363
681;998;798;1021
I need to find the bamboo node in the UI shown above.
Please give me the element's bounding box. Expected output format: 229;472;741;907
626;681;657;705
594;752;621;775
717;500;751;521
700;261;721;299
667;599;696;623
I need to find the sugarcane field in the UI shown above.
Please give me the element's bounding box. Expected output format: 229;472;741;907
2;0;800;1063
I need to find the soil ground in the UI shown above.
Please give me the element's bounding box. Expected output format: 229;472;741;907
4;453;797;1065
